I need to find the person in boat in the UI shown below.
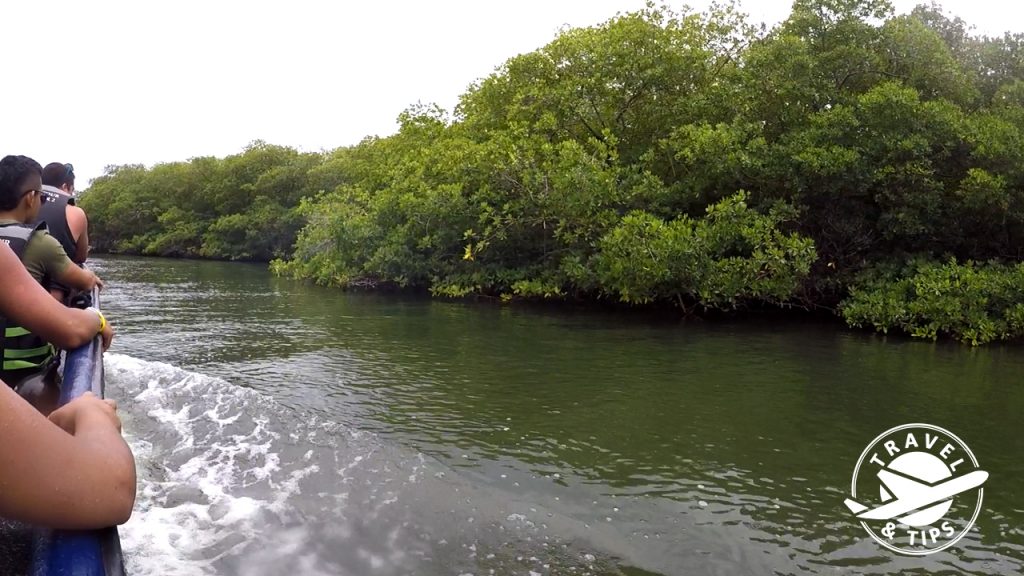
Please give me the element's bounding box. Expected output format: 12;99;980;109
37;161;89;264
0;155;109;413
37;161;90;305
0;241;134;529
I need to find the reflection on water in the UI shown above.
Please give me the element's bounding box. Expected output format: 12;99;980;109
94;256;1024;575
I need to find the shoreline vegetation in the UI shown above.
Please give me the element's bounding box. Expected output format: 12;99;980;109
80;0;1024;345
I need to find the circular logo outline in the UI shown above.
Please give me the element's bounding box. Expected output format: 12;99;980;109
850;423;984;556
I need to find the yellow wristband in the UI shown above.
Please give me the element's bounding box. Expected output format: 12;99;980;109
86;307;106;334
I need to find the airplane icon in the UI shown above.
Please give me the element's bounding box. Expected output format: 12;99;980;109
845;467;988;523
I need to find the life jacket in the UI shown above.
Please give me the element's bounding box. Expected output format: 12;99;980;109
35;185;77;261
0;222;57;380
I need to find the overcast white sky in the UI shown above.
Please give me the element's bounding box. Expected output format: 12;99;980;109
2;0;1020;187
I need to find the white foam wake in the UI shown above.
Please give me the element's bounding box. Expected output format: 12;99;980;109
106;354;366;576
102;354;619;576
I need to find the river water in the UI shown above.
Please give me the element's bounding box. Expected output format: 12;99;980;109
88;256;1023;575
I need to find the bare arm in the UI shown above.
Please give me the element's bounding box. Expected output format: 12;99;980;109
0;244;104;349
0;244;131;527
67;205;90;263
0;387;136;528
58;262;104;292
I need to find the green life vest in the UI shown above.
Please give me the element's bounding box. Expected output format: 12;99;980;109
0;222;57;377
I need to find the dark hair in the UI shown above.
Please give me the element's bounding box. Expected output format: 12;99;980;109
41;162;75;188
0;155;43;211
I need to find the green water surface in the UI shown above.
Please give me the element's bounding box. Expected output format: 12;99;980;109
96;255;1024;575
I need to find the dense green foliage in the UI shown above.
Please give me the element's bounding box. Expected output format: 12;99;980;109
80;142;326;261
842;259;1024;345
84;1;1024;342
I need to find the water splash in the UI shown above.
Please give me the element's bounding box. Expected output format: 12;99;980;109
106;354;627;576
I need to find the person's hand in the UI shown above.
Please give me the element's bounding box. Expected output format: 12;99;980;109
94;274;105;291
48;392;122;434
100;322;114;351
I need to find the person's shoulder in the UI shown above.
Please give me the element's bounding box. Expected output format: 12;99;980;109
26;226;67;254
25;227;72;273
67;203;87;221
27;227;63;249
20;227;56;268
